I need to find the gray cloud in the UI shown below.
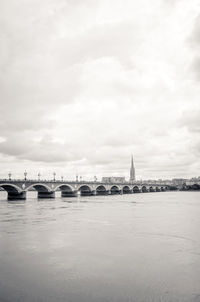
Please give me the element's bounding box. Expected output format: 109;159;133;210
188;14;200;80
0;0;199;179
189;14;200;46
178;110;200;133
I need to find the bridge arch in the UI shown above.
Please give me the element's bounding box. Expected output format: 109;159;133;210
0;183;22;193
55;184;77;197
132;185;140;193
149;186;155;192
141;185;148;193
110;185;120;195
55;184;74;192
96;185;107;195
78;185;92;196
122;185;131;194
26;183;52;192
0;183;25;200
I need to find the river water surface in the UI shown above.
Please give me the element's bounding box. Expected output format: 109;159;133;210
0;191;199;302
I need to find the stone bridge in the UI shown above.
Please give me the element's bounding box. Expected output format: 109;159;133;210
0;180;171;200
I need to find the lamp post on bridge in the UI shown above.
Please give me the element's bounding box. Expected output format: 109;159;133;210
38;172;41;181
8;172;11;181
53;172;56;182
24;170;27;181
61;176;64;182
76;175;78;182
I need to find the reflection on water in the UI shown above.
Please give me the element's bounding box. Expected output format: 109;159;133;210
0;191;200;302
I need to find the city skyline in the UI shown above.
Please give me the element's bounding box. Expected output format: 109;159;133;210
0;0;200;180
1;155;199;182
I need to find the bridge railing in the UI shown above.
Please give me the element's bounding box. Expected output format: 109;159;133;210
0;179;169;187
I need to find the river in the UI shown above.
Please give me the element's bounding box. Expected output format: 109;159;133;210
0;191;199;302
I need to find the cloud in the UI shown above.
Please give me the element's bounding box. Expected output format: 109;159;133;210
179;110;200;133
0;0;200;179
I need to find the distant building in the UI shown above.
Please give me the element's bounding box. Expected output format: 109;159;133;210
172;178;187;186
186;180;200;186
102;177;126;183
130;155;136;182
190;177;200;182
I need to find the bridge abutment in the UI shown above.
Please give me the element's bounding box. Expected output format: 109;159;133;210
8;191;26;200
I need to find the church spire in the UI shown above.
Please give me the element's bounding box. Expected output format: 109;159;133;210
130;155;135;182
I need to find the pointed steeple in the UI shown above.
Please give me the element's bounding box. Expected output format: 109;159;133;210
130;155;135;182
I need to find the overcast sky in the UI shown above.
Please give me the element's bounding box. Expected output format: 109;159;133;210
0;0;200;181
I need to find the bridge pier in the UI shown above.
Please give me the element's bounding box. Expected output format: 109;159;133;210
123;189;132;194
79;191;92;196
110;190;121;195
133;189;141;193
8;191;26;200
61;191;77;197
96;191;107;195
38;191;55;199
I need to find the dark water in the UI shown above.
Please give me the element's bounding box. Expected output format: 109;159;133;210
0;191;199;302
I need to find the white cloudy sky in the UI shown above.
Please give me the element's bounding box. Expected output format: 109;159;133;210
0;0;200;180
